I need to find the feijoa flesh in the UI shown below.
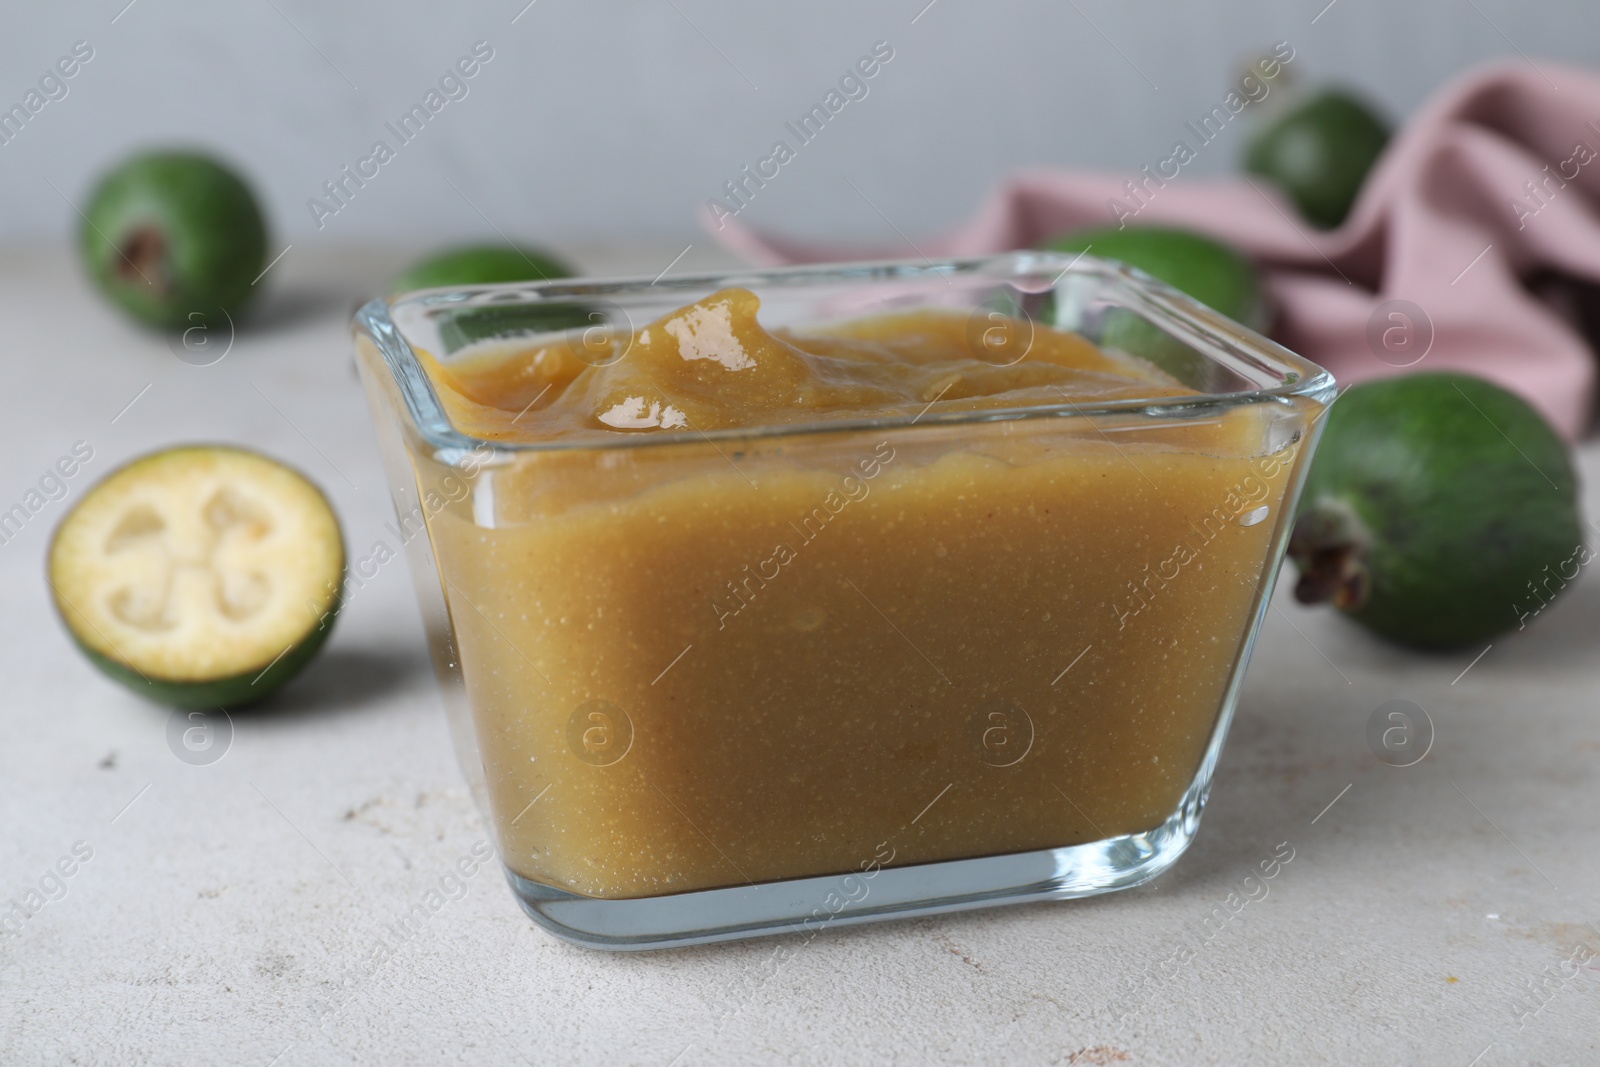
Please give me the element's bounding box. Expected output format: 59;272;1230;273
49;446;344;709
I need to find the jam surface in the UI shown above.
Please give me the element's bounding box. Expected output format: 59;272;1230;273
425;287;1194;441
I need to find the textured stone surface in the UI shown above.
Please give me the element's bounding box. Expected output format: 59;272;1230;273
1;246;1596;1066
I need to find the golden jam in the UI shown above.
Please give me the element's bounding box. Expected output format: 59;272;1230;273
415;289;1308;898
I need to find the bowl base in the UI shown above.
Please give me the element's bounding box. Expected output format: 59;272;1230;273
505;780;1206;950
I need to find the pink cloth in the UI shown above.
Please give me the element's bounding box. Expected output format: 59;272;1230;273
707;61;1600;440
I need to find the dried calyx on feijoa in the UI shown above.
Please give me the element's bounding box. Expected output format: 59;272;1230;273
48;446;344;709
1289;373;1583;650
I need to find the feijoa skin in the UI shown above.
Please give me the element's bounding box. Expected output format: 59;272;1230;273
1041;225;1266;387
1244;89;1390;230
80;151;269;330
1043;225;1267;331
389;243;573;294
49;446;344;710
1289;373;1582;650
392;243;588;353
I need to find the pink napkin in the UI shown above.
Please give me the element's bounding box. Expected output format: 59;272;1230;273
707;60;1600;440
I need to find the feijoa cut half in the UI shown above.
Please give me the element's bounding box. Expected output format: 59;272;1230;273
49;446;344;709
80;151;269;330
1288;373;1582;650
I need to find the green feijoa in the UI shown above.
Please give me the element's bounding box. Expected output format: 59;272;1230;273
392;243;585;353
435;303;600;355
1288;373;1583;650
1244;89;1390;229
1041;225;1266;387
80;151;269;330
390;243;573;294
1044;225;1266;330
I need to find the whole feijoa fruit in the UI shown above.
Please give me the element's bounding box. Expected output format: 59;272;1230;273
79;150;269;331
1041;224;1267;386
390;243;573;294
1043;225;1267;330
1244;89;1390;229
1288;373;1582;650
393;243;584;353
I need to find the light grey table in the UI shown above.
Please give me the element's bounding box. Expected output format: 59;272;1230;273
2;244;1597;1066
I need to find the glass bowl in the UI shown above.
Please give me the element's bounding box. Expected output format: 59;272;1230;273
352;252;1335;950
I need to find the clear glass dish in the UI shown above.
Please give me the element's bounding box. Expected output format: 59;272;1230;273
352;252;1335;950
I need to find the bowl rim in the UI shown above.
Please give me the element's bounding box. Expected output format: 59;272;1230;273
353;251;1336;457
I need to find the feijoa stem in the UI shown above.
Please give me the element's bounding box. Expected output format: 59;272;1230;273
1288;497;1372;611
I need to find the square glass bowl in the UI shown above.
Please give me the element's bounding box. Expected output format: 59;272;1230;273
352;252;1335;950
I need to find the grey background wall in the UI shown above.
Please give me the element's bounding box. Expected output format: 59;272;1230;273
2;0;1595;244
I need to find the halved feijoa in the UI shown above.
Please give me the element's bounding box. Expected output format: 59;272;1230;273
48;446;344;709
1289;373;1582;650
